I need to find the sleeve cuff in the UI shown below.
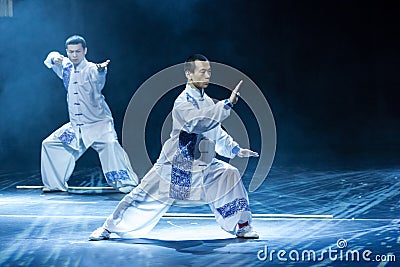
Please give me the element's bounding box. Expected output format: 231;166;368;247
232;145;241;155
224;99;234;110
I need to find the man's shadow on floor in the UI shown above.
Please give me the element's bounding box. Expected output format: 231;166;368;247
107;237;263;255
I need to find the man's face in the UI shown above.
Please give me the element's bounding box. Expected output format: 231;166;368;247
187;60;211;90
66;43;87;66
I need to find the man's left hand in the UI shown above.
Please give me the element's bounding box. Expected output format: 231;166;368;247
96;59;110;72
238;148;259;158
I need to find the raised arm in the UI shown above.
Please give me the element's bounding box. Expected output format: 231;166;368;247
173;80;244;134
173;98;232;134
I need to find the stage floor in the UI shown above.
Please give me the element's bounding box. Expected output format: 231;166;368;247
0;166;399;266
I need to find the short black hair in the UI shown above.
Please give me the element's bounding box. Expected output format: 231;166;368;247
65;35;87;49
184;54;209;73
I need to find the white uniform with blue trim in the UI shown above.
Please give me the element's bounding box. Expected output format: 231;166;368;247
41;52;138;191
103;84;253;236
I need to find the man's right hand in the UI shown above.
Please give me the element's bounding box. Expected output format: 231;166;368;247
52;54;64;66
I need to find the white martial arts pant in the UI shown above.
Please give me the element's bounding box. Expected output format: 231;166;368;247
104;159;253;237
41;123;138;191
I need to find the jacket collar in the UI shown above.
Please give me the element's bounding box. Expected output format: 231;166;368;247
185;83;204;101
73;58;88;71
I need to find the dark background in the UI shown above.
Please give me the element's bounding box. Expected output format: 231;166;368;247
0;0;399;172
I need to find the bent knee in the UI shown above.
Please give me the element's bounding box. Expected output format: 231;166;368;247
224;165;240;178
103;140;122;150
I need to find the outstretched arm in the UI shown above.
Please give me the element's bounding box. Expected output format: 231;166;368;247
175;80;245;134
89;59;111;92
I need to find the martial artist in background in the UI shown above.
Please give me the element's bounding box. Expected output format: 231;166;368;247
90;54;259;240
41;35;138;193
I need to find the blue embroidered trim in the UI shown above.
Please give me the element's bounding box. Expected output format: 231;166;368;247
105;170;130;183
216;198;250;219
232;146;241;155
62;62;73;91
186;93;199;109
224;99;234;110
58;129;75;145
170;131;197;200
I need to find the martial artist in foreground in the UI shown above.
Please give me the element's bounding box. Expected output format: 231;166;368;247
90;54;259;240
41;35;138;193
